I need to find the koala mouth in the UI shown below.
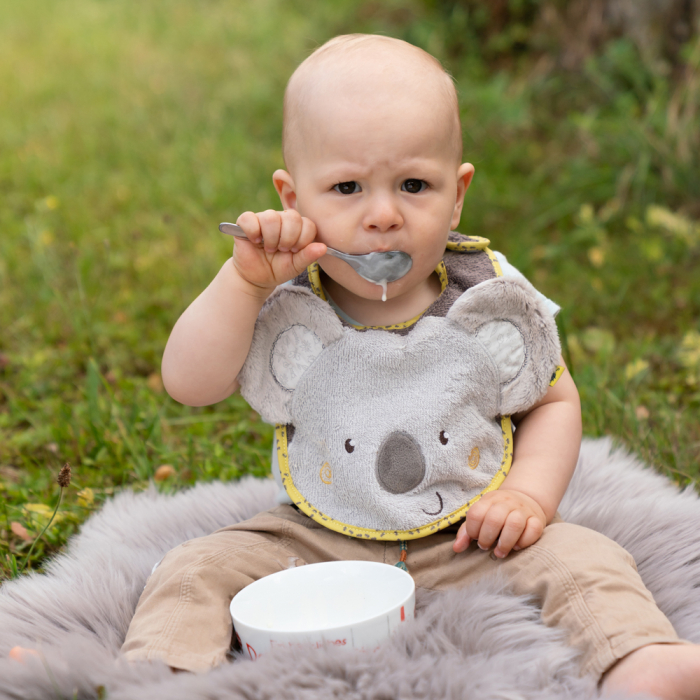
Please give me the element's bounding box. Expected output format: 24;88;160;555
421;491;444;516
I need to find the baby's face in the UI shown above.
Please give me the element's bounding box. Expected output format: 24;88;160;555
278;83;472;302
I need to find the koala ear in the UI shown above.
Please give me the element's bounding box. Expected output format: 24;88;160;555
238;286;345;424
447;277;561;416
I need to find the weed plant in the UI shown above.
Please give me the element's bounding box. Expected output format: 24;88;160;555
1;0;698;578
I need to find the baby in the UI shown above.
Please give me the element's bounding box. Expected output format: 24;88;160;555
68;34;700;697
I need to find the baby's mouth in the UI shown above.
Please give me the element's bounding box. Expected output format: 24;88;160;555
421;491;444;516
324;248;413;287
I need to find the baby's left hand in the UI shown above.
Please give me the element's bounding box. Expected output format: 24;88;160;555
453;489;547;558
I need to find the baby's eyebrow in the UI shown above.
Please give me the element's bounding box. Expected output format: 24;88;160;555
317;159;446;184
316;164;371;182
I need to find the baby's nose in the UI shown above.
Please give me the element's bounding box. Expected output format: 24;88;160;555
363;195;403;233
376;431;425;494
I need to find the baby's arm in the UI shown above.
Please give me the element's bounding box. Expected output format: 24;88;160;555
453;361;581;558
162;210;326;406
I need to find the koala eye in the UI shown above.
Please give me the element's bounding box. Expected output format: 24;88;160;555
345;439;355;453
439;431;449;446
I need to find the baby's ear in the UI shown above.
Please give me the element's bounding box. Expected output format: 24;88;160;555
238;286;345;424
447;277;561;416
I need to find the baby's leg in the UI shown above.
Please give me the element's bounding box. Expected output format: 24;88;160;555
121;526;288;671
602;642;700;699
410;520;682;681
121;505;385;672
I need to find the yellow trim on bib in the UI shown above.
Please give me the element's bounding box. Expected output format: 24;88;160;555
306;262;327;301
549;365;565;386
445;235;491;251
484;247;504;277
435;259;448;290
275;417;514;541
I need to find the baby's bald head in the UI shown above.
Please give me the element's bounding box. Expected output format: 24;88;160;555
282;35;462;173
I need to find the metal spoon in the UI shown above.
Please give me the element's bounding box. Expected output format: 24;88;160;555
219;223;413;289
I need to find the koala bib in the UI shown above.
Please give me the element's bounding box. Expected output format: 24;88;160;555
239;236;561;541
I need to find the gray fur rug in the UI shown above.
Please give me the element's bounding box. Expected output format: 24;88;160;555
2;437;700;700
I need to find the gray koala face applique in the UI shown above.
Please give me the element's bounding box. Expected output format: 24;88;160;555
238;278;561;540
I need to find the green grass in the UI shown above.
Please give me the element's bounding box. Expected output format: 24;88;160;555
1;0;699;579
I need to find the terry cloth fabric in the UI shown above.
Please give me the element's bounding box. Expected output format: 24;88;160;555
238;245;561;538
270;235;560;505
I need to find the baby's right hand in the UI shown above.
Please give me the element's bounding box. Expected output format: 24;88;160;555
232;209;327;290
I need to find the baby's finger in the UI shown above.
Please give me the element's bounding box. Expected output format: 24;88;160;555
291;216;318;253
236;211;263;246
494;510;527;558
514;517;545;550
278;209;303;252
476;504;509;551
452;521;471;553
257;209;282;252
290;242;327;276
464;500;488;542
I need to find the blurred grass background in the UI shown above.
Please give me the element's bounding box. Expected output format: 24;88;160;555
1;0;699;578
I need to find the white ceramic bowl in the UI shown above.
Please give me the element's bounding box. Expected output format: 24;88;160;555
230;560;415;660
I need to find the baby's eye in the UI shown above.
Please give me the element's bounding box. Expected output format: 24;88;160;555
401;179;427;194
345;439;355;453
334;181;361;195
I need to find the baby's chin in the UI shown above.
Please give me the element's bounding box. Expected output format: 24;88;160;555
322;269;397;304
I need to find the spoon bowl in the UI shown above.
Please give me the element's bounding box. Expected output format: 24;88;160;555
219;222;413;287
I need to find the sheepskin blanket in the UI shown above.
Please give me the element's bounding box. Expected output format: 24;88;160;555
2;437;700;700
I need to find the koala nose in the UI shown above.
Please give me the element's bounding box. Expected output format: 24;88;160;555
376;431;425;494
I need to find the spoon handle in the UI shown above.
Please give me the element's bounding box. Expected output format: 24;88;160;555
219;222;248;239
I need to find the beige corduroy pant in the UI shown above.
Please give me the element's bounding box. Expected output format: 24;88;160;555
121;505;680;677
